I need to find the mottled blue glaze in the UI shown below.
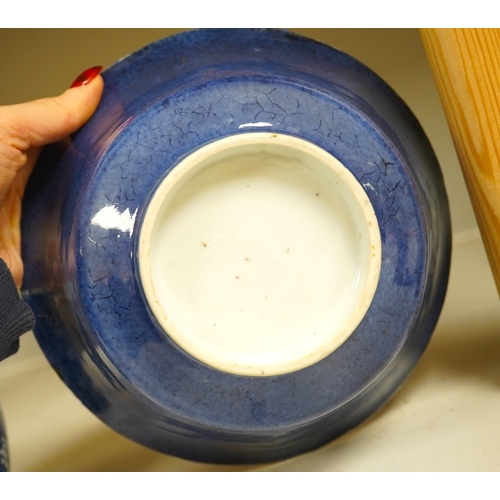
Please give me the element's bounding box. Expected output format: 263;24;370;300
21;29;451;463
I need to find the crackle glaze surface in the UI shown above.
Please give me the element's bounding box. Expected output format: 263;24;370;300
21;29;451;463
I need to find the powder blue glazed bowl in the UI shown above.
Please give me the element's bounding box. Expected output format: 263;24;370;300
21;29;451;464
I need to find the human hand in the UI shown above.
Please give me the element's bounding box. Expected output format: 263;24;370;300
0;67;104;287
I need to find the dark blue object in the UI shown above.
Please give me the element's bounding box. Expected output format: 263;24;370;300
0;410;8;472
21;29;451;464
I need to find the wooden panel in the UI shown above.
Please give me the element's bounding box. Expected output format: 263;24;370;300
421;28;500;296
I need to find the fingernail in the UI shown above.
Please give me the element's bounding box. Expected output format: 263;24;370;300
70;66;103;88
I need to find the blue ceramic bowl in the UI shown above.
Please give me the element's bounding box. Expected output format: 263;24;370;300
21;29;451;464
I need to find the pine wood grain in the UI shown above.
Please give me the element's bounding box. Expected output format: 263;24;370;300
420;28;500;296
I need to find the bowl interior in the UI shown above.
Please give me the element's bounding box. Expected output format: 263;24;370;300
138;132;381;376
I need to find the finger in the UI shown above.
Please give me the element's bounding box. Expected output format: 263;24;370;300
0;69;104;202
0;70;104;151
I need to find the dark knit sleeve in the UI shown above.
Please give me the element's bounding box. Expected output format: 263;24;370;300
0;258;36;361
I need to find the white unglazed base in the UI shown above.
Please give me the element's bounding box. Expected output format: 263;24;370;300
139;133;381;376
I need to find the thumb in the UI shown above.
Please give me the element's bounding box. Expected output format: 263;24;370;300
0;68;104;203
1;67;104;152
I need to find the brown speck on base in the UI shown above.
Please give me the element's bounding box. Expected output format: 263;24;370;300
201;242;207;247
235;276;240;279
315;193;320;196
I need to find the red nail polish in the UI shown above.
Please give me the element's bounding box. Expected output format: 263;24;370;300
70;66;103;88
